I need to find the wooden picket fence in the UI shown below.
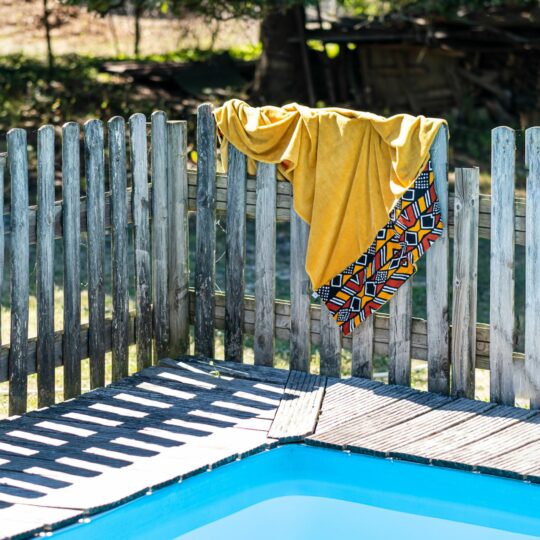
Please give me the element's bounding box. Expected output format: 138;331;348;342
0;104;539;416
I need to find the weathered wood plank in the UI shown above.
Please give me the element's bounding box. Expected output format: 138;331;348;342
268;371;326;441
194;103;216;358
451;167;479;399
84;119;106;389
319;304;341;377
36;125;56;407
151;111;169;362
351;317;374;378
490;127;516;405
0;154;4;367
8;129;30;415
254;162;276;366
167;120;190;358
224;144;246;362
109;116;130;380
525;127;540;408
289;202;311;372
389;279;413;386
129;113;152;371
62;122;82;400
426;126;450;394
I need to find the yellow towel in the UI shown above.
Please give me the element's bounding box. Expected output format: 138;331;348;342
213;99;446;290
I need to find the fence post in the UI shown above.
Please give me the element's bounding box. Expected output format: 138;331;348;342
254;162;276;366
490;126;515;405
525;127;540;408
62;122;81;400
151;111;169;362
389;279;413;386
8;129;29;415
195;104;216;358
37;125;56;406
451;167;479;399
426;125;450;394
84;119;106;389
0;154;4;381
319;305;341;377
225;144;247;362
167;120;190;358
352;317;373;379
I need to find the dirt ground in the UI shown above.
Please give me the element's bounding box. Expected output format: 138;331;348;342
1;0;258;57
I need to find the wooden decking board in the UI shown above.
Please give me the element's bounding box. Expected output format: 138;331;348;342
268;371;326;441
1;362;539;540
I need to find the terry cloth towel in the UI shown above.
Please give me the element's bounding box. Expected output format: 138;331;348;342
213;100;447;335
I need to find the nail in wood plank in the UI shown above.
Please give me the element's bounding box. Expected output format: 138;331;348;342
8;129;30;415
254;162;276;366
451;167;479;399
84;119;106;389
525;127;540;408
490;127;515;405
151;111;169;361
62;122;81;401
290;199;311;372
426;125;450;394
167;120;190;358
36;125;56;406
109;116;129;380
195;104;216;358
224;144;246;362
129;113;152;371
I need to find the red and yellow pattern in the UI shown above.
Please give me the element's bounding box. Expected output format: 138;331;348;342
315;159;443;336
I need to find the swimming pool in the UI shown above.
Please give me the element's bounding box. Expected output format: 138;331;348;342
52;444;540;539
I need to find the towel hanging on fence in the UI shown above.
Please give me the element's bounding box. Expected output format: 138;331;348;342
213;99;447;335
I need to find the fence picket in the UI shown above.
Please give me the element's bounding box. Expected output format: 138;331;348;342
36;125;56;406
451;167;479;399
290;203;311;372
254;162;276;366
109;116;129;380
8;129;29;415
167;120;190;359
0;154;4;366
224;144;246;362
490;127;516;405
195;104;216;358
426;125;450;394
84;119;106;389
352;318;373;379
319;304;341;377
525;127;540;408
62;122;81;400
389;279;413;386
129;113;152;370
151;111;169;361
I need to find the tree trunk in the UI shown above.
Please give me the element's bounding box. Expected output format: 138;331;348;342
251;6;306;105
43;0;54;74
134;1;143;57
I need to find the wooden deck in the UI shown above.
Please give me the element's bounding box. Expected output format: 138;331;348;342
1;357;539;539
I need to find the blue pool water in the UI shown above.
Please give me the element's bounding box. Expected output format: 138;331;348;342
52;445;540;539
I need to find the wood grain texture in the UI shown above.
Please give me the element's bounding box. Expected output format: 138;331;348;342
224;144;246;362
319;303;341;377
290;200;311;372
167;121;190;359
0;154;4;361
352;317;374;378
525;127;540;408
490;127;516;405
389;278;413;386
194;104;216;358
84;119;106;389
109;116;130;380
451;167;479;399
8;129;30;415
62;122;82;400
254;162;276;366
129;113;152;371
36;125;56;407
426;125;450;394
151;111;169;362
